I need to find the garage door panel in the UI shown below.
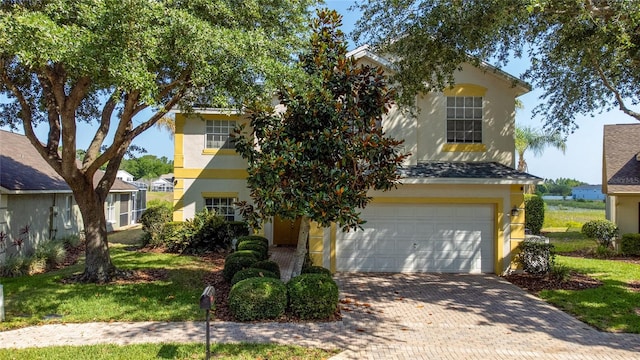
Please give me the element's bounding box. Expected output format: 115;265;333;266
336;203;495;273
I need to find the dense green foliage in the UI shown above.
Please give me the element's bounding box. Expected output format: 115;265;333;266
524;194;545;235
230;267;279;286
537;178;589;197
237;235;269;248
581;219;619;248
120;155;173;180
140;203;173;246
223;253;258;282
0;0;316;282
236;241;268;260
234;9;406;230
141;208;249;253
302;265;332;277
517;240;556;275
229;277;287;321
252;260;281;279
355;0;640;131
287;273;339;320
620;233;640;255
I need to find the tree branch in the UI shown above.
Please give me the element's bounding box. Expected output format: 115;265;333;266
36;72;63;159
84;89;119;169
595;62;640;121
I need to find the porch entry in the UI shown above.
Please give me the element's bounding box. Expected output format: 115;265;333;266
273;216;301;246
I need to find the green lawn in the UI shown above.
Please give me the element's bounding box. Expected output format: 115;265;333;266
0;232;212;331
146;191;173;204
0;343;337;360
544;231;596;253
543;207;605;230
541;255;640;333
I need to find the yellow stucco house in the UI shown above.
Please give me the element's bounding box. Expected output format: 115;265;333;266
172;46;542;275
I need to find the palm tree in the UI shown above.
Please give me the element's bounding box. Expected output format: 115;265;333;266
515;126;566;173
154;115;175;139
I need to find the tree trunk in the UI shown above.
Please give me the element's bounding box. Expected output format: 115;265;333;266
74;188;116;283
290;216;310;278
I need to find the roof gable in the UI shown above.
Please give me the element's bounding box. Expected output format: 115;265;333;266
346;45;531;97
1;130;136;193
603;124;640;194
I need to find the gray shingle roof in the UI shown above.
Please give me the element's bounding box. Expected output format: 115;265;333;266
1;130;136;192
399;161;542;182
603;124;640;193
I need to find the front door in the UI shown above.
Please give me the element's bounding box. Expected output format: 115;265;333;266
273;216;301;246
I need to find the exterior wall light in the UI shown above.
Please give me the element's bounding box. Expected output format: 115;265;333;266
511;206;520;217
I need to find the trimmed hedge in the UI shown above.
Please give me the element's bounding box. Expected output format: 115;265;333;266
231;268;279;286
237;241;268;260
223;254;258;282
237;235;269;248
227;249;262;261
620;233;640;255
229;277;287;321
287;273;339;320
252;260;281;278
524;194;544;235
302;266;332;277
582;219;619;248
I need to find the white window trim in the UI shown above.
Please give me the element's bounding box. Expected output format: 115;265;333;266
205;119;236;149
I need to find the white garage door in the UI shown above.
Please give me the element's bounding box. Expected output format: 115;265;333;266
336;203;495;273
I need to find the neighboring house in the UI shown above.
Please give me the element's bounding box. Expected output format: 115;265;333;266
172;46;542;275
603;124;640;234
571;185;605;201
0;130;140;262
151;174;174;192
116;170;135;183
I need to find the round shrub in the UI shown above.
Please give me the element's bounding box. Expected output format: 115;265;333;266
140;203;172;246
237;242;268;260
287;273;339;320
237;235;269;248
223;254;258;282
160;221;189;253
252;260;281;278
227;249;262;261
620;233;640;256
229;277;287;321
582;219;619;248
517;239;555;275
524;194;544;235
231;267;279;286
302;266;332;277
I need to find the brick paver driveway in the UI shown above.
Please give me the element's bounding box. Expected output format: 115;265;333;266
332;273;640;360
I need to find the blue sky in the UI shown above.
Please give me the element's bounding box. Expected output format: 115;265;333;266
3;1;637;185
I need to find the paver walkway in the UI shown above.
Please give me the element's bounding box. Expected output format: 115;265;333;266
2;273;640;359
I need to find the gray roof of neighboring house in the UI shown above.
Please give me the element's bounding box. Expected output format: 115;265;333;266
603;124;640;194
1;130;137;193
400;162;542;182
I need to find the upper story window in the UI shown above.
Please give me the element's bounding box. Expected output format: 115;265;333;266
446;96;483;143
205;120;235;149
204;197;236;221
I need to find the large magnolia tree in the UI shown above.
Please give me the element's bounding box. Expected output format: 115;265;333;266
0;0;315;282
234;9;407;277
354;0;640;133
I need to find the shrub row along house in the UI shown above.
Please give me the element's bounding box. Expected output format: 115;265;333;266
0;130;145;263
172;46;542;275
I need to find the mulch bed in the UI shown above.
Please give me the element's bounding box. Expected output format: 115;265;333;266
503;272;603;294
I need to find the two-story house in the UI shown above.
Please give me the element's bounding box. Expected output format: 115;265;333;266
172;46;542;275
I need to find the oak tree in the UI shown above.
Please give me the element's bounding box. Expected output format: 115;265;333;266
354;0;640;134
0;0;315;282
234;9;407;277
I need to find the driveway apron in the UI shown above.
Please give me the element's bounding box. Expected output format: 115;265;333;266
333;273;640;359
